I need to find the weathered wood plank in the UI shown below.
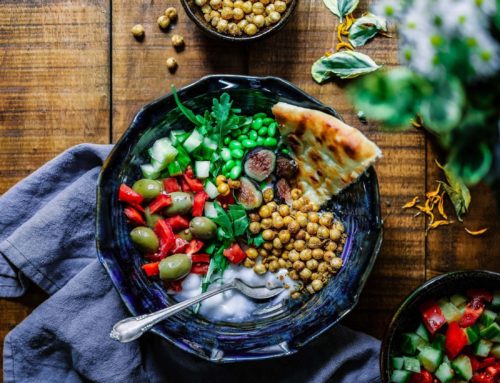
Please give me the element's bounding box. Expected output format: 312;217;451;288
0;0;110;375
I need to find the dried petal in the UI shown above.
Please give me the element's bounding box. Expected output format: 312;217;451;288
438;192;447;220
464;227;488;236
402;196;419;209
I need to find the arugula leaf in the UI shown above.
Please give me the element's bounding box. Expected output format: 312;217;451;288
436;161;471;222
211;202;234;238
348;13;388;47
323;0;359;22
200;241;231;295
312;51;381;83
247;233;265;247
172;86;204;127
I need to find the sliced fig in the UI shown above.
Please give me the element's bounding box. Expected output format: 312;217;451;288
235;176;263;210
243;147;276;182
276;154;298;180
275;178;292;205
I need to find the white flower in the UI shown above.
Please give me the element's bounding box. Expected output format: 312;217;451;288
371;0;405;20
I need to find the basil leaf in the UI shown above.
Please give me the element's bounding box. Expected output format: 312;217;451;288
322;0;359;22
312;51;381;83
437;162;471;222
348;13;388;47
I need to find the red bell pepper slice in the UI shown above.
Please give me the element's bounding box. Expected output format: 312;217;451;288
420;300;447;335
123;206;145;225
172;236;189;254
154;219;176;256
148;194;172;214
472;372;494;383
118;184;144;205
185;165;194;178
191;254;210;263
408;371;433;383
471;355;482;372
142;262;159;277
185;239;204;255
163;177;180;192
182;166;204;192
467;289;493;303
191;263;209;275
167;280;183;292
192;191;209;217
445;321;469;359
485;362;500;377
181;178;192;192
460;297;485;327
223;243;246;264
166;215;190;231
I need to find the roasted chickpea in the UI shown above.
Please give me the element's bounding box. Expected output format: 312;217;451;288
267;201;278;212
291;188;302;200
337;245;344;253
254;263;267;275
334;221;345;233
274;0;287;12
165;7;178;21
306;284;315;294
288;249;300;262
158;15;171;29
293;260;305;271
258;205;271;218
308;212;319;223
296;214;308;228
311;203;320;212
260;218;272;229
278;230;291;244
267;260;279;272
318;262;329;273
330;228;341;241
215;175;226;185
299;268;312;281
289;270;299;281
227;179;240;189
131;24;145;39
211;16;220;26
317;225;330;239
278;204;290;217
244;258;256;268
201;4;212;13
241;1;253;13
283;216;294;226
249;221;261;234
171;34;185;50
166;57;178;73
237;19;249;29
331;257;343;269
196;0;208;6
272;215;284;229
244;22;258;36
306;259;318;271
299;249;312;261
233;0;244;7
222;0;233;6
272;237;282;249
232;7;245;20
323;250;335;262
325;241;337;252
270;248;281;257
287;220;300;234
249;213;260;222
259;248;268;257
304;232;311;241
278;258;287;268
291;199;303;211
291;291;301;299
307;236;322;249
221;7;233;19
204;12;213;22
319;213;333;227
253;14;265;27
293;239;305;251
263;242;273;251
260;0;270;4
216;19;229;32
300;203;311;213
296;229;307;240
311;279;324;291
306;222;319;235
217;182;230;196
262;229;275;241
265;4;275;14
252;2;265;14
210;0;222;9
312;248;324;260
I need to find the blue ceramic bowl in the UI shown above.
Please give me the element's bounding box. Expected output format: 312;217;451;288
96;75;383;362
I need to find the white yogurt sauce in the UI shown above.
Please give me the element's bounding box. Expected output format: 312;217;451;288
172;265;297;322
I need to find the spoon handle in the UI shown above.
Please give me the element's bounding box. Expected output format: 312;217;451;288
110;283;234;343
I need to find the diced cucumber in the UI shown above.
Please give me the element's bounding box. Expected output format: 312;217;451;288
480;310;498;327
416;323;430;342
183;130;203;152
473;339;493;357
149;138;177;164
204;202;218;218
167;161;182;177
435;362;454;383
141;164;160;179
432;333;446;351
465;325;480;345
492;290;500;309
418;345;443;373
169;130;186;145
403;356;421;373
491;343;500;358
439;302;462;323
392;357;404;370
401;333;426;355
195;161;210;179
451;355;473;381
450;294;467;308
175;145;191;170
203;137;218;152
390;370;412;383
204;180;219;199
480;322;500;339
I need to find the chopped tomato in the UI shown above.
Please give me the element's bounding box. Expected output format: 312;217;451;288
445;322;469;359
163;177;180;192
217;192;235;208
172;237;189;254
472;372;494;383
191;263;209;275
223;243;246;264
123;206;145;225
480;358;497;370
191;254;210;263
142;262;159;277
408;371;433;383
471;355;481;372
185;240;204;256
118;184;144;205
460;297;485;327
148;194;172;214
154;219;176;256
192;191;209;217
166;215;190;231
420;300;447;335
485;362;500;377
467;289;493;303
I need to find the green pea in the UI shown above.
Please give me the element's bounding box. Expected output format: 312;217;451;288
229;141;243;150
238;134;248;143
229;165;242;180
241;126;250;134
251;118;263;130
232;129;242;137
263;117;275;125
249;130;258;140
223;160;236;172
268;122;277;137
223;170;231;178
256;137;265;145
221;147;232;162
281;148;290;154
223;136;231;145
264;137;277;147
258;127;268;136
242;139;256;149
231;148;244;159
253;112;267;120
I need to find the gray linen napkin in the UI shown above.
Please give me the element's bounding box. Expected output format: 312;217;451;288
0;144;381;383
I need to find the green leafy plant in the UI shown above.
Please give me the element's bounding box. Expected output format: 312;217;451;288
312;51;382;82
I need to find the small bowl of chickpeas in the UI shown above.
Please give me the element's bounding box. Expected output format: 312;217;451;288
180;0;297;42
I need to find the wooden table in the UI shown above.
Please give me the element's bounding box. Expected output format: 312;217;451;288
1;0;499;377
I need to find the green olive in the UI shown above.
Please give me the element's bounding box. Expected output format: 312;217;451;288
189;217;217;240
164;192;194;216
144;207;161;228
177;228;193;241
132;179;163;199
159;254;192;281
130;226;159;253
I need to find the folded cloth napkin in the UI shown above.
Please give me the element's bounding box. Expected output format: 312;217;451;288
0;144;381;383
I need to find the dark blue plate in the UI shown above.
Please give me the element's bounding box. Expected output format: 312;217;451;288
96;75;383;362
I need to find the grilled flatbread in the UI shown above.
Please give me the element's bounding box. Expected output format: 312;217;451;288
272;102;382;205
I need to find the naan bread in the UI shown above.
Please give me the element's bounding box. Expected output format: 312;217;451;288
272;102;382;205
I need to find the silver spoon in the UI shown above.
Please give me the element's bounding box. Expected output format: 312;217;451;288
110;278;284;343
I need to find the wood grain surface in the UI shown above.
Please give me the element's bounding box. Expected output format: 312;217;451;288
0;0;499;379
